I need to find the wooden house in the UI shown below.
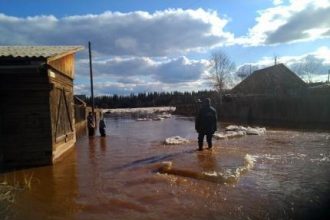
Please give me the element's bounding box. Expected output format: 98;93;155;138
0;46;83;168
231;64;307;96
221;64;330;129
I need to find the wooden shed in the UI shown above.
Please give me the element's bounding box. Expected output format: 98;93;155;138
0;46;83;168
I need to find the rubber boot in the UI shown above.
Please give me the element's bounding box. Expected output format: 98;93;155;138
198;142;203;151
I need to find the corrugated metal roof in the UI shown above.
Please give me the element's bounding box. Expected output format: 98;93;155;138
0;46;84;59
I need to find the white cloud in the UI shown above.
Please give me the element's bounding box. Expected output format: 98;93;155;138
76;56;209;84
313;46;330;64
73;55;210;95
96;57;156;76
236;0;330;45
154;56;209;83
273;0;283;6
0;9;233;56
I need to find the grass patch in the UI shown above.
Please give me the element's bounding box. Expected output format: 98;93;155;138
0;172;34;218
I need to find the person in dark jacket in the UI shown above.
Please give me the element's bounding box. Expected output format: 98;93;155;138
99;116;106;137
195;98;217;151
87;112;95;137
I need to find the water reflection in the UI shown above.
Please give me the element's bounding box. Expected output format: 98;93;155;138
1;148;79;220
87;136;108;164
88;137;96;164
196;150;218;172
100;137;107;155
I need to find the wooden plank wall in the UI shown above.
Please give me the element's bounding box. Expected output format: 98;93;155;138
0;66;53;167
0;55;79;167
48;58;76;161
48;54;75;79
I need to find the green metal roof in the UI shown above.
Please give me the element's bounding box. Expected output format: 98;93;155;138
0;46;84;59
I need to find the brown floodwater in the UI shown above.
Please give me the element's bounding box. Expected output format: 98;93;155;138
1;116;330;220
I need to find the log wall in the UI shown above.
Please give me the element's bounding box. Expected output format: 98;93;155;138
0;55;78;168
0;65;53;167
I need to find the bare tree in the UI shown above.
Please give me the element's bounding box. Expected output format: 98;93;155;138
209;50;235;102
236;64;259;80
290;55;320;83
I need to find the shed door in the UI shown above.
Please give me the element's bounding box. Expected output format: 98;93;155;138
54;88;74;143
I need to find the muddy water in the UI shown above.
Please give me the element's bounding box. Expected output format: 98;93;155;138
1;116;330;220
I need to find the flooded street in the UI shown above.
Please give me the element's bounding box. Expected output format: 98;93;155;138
1;116;330;220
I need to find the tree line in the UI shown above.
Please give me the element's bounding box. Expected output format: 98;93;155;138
84;90;221;109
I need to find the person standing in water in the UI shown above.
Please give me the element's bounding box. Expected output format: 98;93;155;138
99;116;106;137
195;98;217;151
87;112;95;137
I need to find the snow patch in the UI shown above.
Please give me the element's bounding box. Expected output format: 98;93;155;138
164;136;190;145
214;125;266;139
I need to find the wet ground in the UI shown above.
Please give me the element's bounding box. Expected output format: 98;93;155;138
1;116;330;220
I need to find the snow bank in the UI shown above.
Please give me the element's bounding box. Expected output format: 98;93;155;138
164;136;190;145
246;127;266;135
212;133;227;140
152;116;165;121
213;131;245;140
214;125;266;139
105;107;175;115
136;118;151;121
105;107;175;121
225;125;266;135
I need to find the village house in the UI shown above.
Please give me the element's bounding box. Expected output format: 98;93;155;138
231;63;308;96
0;46;83;168
220;64;330;129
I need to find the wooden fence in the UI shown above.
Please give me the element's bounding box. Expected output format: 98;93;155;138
175;93;330;130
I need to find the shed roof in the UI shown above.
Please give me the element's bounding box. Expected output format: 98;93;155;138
231;64;307;95
0;46;83;61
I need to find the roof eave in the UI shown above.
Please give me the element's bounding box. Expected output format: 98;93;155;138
46;46;84;63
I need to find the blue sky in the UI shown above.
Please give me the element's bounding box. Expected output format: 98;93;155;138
1;0;330;95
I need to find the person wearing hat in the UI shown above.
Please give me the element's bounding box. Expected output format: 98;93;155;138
195;98;217;150
87;112;95;136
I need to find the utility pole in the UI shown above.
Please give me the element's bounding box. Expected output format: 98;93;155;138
328;69;330;83
88;41;97;136
88;41;95;114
